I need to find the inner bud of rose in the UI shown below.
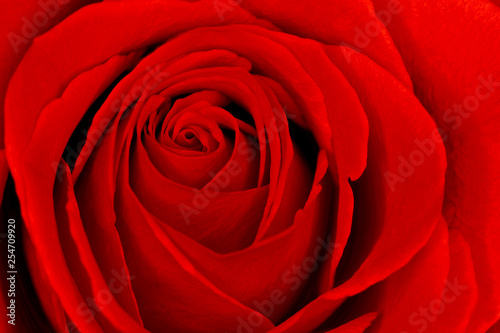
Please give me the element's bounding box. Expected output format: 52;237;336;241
53;28;334;331
140;90;261;190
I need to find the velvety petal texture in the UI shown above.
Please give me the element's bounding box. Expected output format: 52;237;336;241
1;0;498;332
369;0;500;330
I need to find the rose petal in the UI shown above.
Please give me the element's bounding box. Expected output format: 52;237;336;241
5;52;141;332
428;228;478;332
0;0;96;148
370;0;500;329
114;145;276;332
237;0;411;86
154;150;329;324
269;45;446;332
336;220;477;333
54;161;144;330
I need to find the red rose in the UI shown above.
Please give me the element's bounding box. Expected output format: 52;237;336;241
1;0;499;332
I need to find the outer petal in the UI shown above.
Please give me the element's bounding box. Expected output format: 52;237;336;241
429;228;478;332
238;0;412;86
371;0;500;330
0;0;97;147
356;220;450;333
0;151;54;333
342;219;477;333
